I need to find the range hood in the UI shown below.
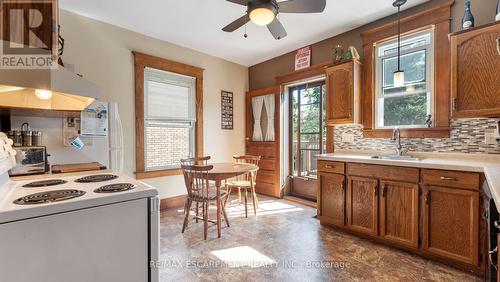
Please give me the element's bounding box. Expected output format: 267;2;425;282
0;66;100;112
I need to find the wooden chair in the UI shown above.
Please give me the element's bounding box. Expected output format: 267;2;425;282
224;155;261;218
180;156;211;222
181;164;230;240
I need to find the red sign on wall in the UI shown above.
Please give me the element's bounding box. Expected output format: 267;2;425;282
295;46;311;71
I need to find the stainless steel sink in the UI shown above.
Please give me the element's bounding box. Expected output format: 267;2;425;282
370;155;421;161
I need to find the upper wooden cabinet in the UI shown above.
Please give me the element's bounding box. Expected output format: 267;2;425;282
451;22;500;118
325;60;361;125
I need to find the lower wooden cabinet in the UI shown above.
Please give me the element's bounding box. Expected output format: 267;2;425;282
318;173;345;227
318;160;483;271
346;176;378;236
379;181;419;248
421;185;479;266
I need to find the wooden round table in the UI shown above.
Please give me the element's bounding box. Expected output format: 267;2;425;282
207;163;259;237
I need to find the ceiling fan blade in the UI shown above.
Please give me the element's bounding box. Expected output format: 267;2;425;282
278;0;326;13
267;18;287;40
226;0;248;5
222;14;250;32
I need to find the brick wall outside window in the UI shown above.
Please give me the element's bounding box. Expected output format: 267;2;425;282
145;126;190;170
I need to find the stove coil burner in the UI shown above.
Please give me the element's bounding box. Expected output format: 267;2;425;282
94;183;136;193
22;179;68;188
75;174;118;183
13;189;86;205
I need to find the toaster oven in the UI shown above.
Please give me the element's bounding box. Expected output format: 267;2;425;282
8;146;49;176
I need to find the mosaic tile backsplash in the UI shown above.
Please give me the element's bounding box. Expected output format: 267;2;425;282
334;119;500;154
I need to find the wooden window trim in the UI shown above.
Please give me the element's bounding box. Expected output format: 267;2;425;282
133;51;204;180
361;0;452;138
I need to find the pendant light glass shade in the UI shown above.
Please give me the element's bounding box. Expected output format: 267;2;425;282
393;70;405;87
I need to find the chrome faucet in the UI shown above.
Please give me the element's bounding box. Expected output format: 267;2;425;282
391;127;405;157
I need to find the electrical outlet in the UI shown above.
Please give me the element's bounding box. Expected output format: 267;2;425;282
341;133;355;143
484;130;497;145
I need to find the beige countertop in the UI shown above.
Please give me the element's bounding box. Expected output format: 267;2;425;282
317;150;500;207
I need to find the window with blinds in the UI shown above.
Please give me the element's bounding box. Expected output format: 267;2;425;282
144;67;196;171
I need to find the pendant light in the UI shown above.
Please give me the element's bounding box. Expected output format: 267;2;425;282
393;0;406;87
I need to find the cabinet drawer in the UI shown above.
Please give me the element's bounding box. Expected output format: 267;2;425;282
317;161;345;174
421;169;479;190
347;163;419;183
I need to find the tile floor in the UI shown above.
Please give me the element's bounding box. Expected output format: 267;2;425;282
159;195;481;282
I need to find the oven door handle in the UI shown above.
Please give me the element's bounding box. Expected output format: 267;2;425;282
489;247;498;271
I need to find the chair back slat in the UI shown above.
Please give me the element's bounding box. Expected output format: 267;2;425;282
181;164;213;200
233;155;261;182
181;156;211;195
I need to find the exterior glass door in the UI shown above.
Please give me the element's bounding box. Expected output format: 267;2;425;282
289;81;326;200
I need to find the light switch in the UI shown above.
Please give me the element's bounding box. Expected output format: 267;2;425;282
485;130;497;145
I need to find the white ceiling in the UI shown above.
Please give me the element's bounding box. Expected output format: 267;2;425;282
59;0;429;67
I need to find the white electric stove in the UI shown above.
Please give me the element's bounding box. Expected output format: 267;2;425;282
0;133;160;282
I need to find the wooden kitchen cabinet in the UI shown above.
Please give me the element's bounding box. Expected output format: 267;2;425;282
379;180;419;248
325;60;361;125
346;176;378;236
450;22;500;118
421;185;479;266
318;172;345;227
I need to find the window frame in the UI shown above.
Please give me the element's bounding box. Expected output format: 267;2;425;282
374;28;435;129
133;51;204;179
360;1;452;138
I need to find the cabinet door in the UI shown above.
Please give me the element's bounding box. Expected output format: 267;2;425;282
451;22;500;118
326;62;353;124
422;185;479;265
318;173;345;226
346;176;378;236
379;181;419;248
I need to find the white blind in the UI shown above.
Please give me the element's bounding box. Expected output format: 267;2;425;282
144;67;196;121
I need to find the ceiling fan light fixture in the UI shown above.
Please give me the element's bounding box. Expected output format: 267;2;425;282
249;7;275;26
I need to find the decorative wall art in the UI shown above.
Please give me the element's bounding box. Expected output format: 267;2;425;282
221;91;233;130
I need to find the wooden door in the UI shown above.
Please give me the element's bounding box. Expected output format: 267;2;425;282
326;61;353;124
379;181;419;248
318;172;345;226
451;22;500;118
422;185;479;265
346;176;378;236
246;86;281;198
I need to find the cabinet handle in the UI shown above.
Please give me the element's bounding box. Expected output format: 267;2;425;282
452;98;457;111
439;176;457;181
348;109;352;118
324;165;334;169
425;192;430;204
341;183;345;191
496;37;500;56
374;186;378;196
382;185;387;197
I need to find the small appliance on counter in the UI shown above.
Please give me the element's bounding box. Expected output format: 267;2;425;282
8;146;49;176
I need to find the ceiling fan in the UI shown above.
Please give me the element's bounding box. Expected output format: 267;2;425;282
222;0;326;40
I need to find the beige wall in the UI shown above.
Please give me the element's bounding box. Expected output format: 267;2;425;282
249;0;499;90
60;10;249;199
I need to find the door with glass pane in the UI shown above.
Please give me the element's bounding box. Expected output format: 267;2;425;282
245;86;281;198
289;81;326;200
